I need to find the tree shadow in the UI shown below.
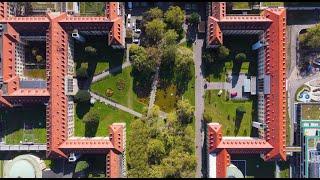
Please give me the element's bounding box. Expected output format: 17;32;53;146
132;69;153;99
232;61;242;75
234;111;245;136
186;24;197;43
250;96;259;137
231;75;239;88
85;121;99;137
75;102;91;119
175;69;192;95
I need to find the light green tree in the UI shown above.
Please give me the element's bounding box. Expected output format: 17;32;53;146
145;19;167;45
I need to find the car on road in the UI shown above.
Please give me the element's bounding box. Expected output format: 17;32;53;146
134;28;141;34
133;37;140;45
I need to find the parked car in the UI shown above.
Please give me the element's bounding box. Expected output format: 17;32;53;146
134;28;141;34
230;92;237;97
132;38;140;45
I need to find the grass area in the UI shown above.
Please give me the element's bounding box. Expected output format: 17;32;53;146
205;90;255;136
74;36;124;77
301;104;320;120
182;65;195;106
204;35;257;82
287;10;319;25
278;161;290;178
180;41;193;49
30;2;55;9
295;85;309;101
0;160;2;178
90;66;148;113
232;155;275;178
24;69;46;79
155;64;195;113
262;2;284;7
0;105;46;144
232;2;251;9
79;2;105;16
74;101;135;137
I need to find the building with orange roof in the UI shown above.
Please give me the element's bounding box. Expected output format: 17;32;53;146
0;2;126;178
206;2;286;178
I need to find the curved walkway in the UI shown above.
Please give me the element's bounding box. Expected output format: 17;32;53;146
92;61;132;83
90;92;142;118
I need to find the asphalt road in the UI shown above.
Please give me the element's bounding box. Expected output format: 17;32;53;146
194;38;205;178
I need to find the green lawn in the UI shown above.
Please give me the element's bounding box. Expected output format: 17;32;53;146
24;69;46;79
74;36;124;77
205;90;255;136
232;2;251;9
301;104;320;120
232;155;275;178
0;160;3;178
262;2;284;7
155;64;195;113
278;161;290;178
90;66;148;113
74;102;135;137
80;2;105;16
0;105;46;144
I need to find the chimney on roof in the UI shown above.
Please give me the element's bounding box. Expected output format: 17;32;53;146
72;29;85;43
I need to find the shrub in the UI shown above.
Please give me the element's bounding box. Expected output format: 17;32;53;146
188;12;200;25
236;106;246;114
76;66;88;79
85;46;97;55
36;55;43;62
75;160;89;173
74;90;91;103
235;53;246;62
83;110;100;124
218;46;230;59
116;78;126;90
126;29;133;39
106;88;114;97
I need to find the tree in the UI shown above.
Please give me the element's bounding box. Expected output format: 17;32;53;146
176;99;194;124
126;29;133;39
162;29;178;46
76;66;88;79
235;53;246;62
162;44;177;65
83;110;100;124
146;47;161;67
188;12;200;25
149;105;161;118
236;106;246;114
164;6;185;32
129;44;148;71
31;48;38;56
147;139;166;165
36;55;43;62
202;49;215;64
218;45;230;59
142;7;164;23
161;149;196;178
299;24;320;49
145;19;167;45
74;90;91;103
75;160;89;173
203;109;213;123
85;46;97;55
175;46;193;74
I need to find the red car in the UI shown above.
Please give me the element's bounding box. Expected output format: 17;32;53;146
230;92;237;97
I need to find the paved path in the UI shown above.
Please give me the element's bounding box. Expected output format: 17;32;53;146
147;67;159;117
194;38;205;178
206;82;231;90
92;61;131;83
90;92;142;118
287;24;317;145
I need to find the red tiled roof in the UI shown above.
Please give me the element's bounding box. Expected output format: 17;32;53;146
207;3;287;177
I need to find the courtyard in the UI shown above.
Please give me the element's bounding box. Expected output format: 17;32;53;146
0;105;46;145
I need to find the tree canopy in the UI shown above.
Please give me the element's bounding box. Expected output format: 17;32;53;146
175;46;193;74
74;90;91;103
75;160;89;173
235;53;247;62
218;45;230;59
164;6;185;32
83;110;100;124
76;66;88;79
143;7;164;23
85;46;97;55
145;19;167;45
162;29;178;46
299;24;320;49
188;12;200;25
176;99;194;124
147;139;166;165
